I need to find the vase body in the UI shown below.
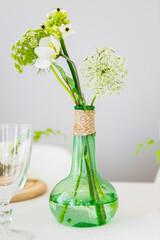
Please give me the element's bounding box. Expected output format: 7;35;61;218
49;111;118;227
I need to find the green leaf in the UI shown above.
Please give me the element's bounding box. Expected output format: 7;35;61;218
144;139;155;150
52;62;81;103
145;139;155;146
33;128;67;143
46;128;53;133
144;142;149;150
52;63;76;90
136;142;143;151
135;150;139;156
135;142;143;157
155;149;160;164
34;131;44;135
148;139;155;145
71;88;79;93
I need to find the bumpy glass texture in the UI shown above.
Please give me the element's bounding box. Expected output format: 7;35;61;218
50;133;118;227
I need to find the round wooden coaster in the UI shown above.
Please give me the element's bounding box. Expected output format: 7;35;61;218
11;179;47;203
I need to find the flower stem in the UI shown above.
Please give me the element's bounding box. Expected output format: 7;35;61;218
91;95;97;106
60;38;77;85
94;173;106;200
50;65;76;104
58;205;67;223
73;144;84;197
60;54;81;95
85;136;106;225
60;37;83;105
58;142;84;223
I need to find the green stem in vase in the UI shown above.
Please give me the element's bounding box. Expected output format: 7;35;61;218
84;151;95;204
85;136;106;225
58;143;84;223
94;173;106;200
73;144;84;197
58;205;68;223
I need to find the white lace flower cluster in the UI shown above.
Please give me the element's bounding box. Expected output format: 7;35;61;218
80;47;128;98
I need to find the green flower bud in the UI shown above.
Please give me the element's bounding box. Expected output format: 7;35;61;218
63;12;68;18
11;45;15;51
30;38;38;48
27;32;35;37
64;19;70;25
11;53;16;60
45;21;52;27
119;68;123;72
121;74;125;78
46;12;52;19
14;63;22;73
19;38;25;45
52;25;59;31
125;69;128;75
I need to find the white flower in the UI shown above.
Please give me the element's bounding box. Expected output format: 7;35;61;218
34;36;61;69
59;24;75;38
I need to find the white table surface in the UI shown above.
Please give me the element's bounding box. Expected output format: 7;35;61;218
11;182;160;240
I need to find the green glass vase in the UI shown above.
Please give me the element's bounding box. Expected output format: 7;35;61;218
49;107;118;227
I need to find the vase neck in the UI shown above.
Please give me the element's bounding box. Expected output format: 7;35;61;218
70;134;97;177
73;108;96;136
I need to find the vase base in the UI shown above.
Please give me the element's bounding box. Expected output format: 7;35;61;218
49;200;118;227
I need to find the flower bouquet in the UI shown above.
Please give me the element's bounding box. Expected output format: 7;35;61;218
11;8;128;227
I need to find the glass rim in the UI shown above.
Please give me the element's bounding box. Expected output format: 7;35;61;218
0;123;33;128
74;105;95;110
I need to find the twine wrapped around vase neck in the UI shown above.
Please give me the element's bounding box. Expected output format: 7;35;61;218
73;109;96;136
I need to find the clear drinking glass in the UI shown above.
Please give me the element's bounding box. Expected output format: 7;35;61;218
0;124;33;240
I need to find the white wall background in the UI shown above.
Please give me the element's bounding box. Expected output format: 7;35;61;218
0;0;160;181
